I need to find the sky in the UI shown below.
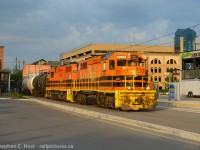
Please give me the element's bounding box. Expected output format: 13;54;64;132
0;0;200;69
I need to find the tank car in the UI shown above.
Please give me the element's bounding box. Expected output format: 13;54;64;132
32;73;47;96
22;76;36;94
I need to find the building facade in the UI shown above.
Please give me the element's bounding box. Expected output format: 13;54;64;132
60;44;180;89
0;46;4;70
0;46;11;93
175;28;197;53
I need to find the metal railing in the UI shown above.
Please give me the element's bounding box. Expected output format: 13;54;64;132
182;68;200;79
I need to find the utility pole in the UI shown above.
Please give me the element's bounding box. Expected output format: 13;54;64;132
18;61;20;70
23;60;25;67
15;57;18;71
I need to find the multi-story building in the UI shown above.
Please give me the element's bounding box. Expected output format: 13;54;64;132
0;45;11;93
0;46;4;70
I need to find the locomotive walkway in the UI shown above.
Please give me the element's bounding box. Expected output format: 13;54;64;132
17;96;200;143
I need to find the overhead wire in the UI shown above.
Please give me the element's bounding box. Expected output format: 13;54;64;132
116;23;200;52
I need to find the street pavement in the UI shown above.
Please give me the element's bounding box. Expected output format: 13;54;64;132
12;96;200;142
0;98;199;150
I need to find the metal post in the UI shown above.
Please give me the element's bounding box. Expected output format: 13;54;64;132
168;72;171;101
177;52;182;101
8;72;10;93
178;36;184;101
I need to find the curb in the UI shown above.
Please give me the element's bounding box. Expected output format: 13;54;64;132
21;98;200;142
158;101;200;110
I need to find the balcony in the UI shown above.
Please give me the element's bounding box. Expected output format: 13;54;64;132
182;68;200;79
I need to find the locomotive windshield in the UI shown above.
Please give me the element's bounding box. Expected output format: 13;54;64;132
117;59;145;67
117;60;126;66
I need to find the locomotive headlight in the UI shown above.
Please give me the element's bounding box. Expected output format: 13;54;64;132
146;86;150;90
127;86;132;90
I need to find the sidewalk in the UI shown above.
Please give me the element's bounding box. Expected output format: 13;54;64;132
158;95;200;109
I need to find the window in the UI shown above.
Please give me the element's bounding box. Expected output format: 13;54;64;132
166;59;177;64
154;67;157;73
151;67;153;73
102;62;106;71
159;68;161;73
155;59;157;64
151;58;161;64
51;72;54;78
139;60;145;66
159;76;161;82
109;60;115;70
117;60;126;66
128;60;136;66
78;64;80;70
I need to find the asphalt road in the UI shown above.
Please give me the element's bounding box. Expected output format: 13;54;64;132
28;96;200;134
0;98;199;150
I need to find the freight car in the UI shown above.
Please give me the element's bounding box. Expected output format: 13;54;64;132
22;76;35;95
21;74;47;96
32;73;48;96
45;52;157;110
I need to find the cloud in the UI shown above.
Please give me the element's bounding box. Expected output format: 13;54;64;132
0;0;200;69
101;23;113;31
85;26;93;34
126;27;148;44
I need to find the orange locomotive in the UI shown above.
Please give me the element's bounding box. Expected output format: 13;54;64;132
46;52;157;110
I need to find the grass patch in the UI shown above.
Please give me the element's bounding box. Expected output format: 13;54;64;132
0;92;28;99
11;93;26;99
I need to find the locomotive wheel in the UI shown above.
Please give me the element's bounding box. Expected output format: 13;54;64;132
48;91;52;99
97;93;106;107
73;92;78;102
105;96;115;108
77;93;87;105
97;93;115;108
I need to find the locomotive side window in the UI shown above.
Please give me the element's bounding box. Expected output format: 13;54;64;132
117;60;126;66
139;60;145;66
102;62;106;71
78;64;80;70
109;60;115;70
51;72;54;78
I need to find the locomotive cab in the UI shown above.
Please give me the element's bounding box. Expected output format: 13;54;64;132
97;52;156;110
101;52;152;91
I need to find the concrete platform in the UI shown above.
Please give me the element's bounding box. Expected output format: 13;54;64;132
158;96;200;110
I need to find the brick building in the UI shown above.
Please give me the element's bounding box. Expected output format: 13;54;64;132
0;46;10;93
0;46;4;70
